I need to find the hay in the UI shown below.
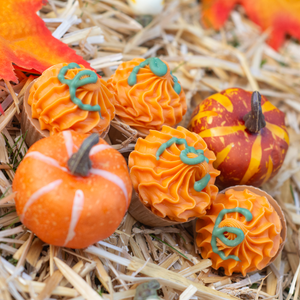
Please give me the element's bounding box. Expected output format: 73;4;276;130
0;0;300;299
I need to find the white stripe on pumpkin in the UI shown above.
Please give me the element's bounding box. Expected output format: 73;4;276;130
90;144;111;156
64;190;84;246
20;179;63;222
25;152;68;172
63;131;74;158
24;150;128;211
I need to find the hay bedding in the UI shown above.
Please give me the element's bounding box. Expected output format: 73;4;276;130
0;0;300;299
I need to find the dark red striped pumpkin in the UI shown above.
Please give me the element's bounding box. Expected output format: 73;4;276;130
189;88;289;189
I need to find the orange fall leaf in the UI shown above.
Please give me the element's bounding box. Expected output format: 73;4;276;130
0;0;91;82
201;0;300;49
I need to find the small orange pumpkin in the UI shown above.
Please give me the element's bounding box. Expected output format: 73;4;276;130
13;131;132;248
189;89;289;188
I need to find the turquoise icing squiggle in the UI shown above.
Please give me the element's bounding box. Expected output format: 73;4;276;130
211;207;253;261
156;137;210;192
58;63;101;117
127;58;182;95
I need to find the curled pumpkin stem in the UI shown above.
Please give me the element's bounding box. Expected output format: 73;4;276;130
243;91;266;133
67;133;99;177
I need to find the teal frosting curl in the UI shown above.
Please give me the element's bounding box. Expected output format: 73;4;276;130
156;137;210;192
211;207;253;261
127;58;182;95
58;63;102;117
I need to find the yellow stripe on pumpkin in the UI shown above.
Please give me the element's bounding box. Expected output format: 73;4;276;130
214;143;234;169
200;125;246;138
262;155;273;185
265;122;289;144
262;101;277;113
241;135;262;184
224;88;239;96
210;94;234;112
190;111;218;127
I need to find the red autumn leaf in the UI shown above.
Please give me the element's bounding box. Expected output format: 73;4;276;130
201;0;300;49
0;0;91;82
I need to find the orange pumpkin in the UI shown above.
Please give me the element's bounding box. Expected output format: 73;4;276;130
189;89;289;189
13;131;132;248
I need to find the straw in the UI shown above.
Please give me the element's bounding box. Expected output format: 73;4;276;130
0;0;299;299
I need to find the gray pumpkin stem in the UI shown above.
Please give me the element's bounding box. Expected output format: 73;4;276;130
243;91;266;133
67;133;99;177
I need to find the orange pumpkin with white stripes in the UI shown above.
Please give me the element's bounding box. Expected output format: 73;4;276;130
189;89;289;189
13;131;132;249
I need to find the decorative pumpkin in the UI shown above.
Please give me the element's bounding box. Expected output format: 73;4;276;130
28;62;115;136
127;0;164;15
13;131;132;249
107;57;187;134
196;186;285;276
128;125;220;222
189;89;289;189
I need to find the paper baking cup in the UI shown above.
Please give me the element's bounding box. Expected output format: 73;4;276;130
128;190;195;227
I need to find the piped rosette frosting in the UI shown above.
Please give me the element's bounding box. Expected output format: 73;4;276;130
107;58;187;134
28;63;115;135
128;126;220;222
196;188;283;276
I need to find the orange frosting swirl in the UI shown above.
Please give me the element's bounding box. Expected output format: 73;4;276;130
128;126;219;222
196;189;283;276
28;63;115;135
107;58;187;134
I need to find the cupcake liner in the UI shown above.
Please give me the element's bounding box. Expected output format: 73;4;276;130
21;80;110;148
128;190;195;227
195;185;286;268
108;117;146;146
21;80;49;147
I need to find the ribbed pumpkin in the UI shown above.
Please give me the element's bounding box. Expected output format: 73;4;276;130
189;88;289;188
13;131;132;249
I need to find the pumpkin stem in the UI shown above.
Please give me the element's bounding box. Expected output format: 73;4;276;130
67;133;99;177
243;91;266;133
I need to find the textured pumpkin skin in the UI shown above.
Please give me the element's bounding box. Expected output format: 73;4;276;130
189;88;289;188
13;131;132;249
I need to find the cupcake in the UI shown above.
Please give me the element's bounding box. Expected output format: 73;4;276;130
22;62;115;147
107;57;187;135
128;125;220;226
196;186;286;275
